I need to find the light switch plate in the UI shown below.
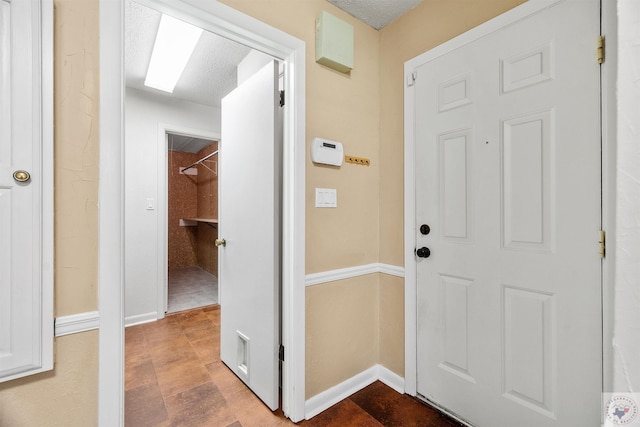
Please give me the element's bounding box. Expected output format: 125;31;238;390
315;188;337;208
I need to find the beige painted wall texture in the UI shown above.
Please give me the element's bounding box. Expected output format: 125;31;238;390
219;0;381;274
306;275;379;398
54;0;100;316
0;0;100;425
220;0;526;399
0;332;99;427
2;0;531;421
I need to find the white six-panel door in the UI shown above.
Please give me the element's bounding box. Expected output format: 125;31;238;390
413;1;601;425
219;60;281;410
0;0;53;382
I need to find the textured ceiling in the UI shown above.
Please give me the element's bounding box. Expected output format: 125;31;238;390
327;0;423;30
125;0;251;108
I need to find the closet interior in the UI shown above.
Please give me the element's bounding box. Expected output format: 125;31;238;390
167;133;219;313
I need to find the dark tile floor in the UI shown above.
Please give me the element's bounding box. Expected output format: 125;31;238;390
125;306;463;427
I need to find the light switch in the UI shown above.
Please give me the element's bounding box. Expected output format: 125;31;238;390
315;188;337;208
146;198;155;210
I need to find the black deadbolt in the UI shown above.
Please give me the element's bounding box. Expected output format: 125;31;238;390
416;247;431;258
420;224;431;235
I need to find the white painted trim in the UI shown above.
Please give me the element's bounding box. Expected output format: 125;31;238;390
99;0;125;424
100;0;306;423
55;311;100;337
378;365;405;394
378;263;405;278
41;0;55;374
305;263;404;286
156;123;221;321
305;364;405;420
305;264;378;286
124;312;158;328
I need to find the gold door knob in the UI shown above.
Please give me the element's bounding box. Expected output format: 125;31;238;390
215;238;226;247
13;170;30;183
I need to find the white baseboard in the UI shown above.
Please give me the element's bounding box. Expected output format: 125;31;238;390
55;311;100;337
125;312;158;327
305;364;405;420
378;365;405;394
305;263;405;287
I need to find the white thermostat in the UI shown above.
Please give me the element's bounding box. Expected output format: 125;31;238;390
311;138;343;166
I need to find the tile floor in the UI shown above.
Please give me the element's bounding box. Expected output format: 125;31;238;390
125;306;463;426
167;266;218;313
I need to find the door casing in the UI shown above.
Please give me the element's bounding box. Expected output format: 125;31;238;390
404;0;615;405
98;0;307;424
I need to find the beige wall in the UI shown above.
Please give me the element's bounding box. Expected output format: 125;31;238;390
218;0;381;274
0;0;100;424
54;0;100;316
1;0;531;423
218;0;384;399
0;332;99;427
306;276;379;398
221;0;526;399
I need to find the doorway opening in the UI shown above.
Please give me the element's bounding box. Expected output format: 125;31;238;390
165;132;219;314
99;0;306;422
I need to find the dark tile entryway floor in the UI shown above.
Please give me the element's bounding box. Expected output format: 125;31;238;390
125;306;463;426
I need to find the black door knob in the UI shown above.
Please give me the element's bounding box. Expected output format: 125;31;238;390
420;224;430;235
416;247;431;258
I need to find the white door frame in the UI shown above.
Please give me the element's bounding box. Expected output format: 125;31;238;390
403;0;615;399
99;0;306;424
157;124;221;319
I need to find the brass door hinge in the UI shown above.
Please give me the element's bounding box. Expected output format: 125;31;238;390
597;35;605;64
599;230;606;259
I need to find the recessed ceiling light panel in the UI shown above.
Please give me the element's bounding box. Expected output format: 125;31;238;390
144;14;203;93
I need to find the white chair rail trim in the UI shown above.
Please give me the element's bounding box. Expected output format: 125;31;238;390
305;263;404;287
54;311;100;337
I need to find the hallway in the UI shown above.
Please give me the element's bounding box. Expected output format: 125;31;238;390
125;306;463;426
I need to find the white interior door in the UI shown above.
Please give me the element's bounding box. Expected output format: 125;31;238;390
414;1;601;425
219;60;281;410
0;0;52;382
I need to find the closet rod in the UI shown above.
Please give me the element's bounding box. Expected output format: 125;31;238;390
181;150;219;173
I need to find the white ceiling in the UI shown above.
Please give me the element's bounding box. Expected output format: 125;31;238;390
328;0;424;30
125;0;251;108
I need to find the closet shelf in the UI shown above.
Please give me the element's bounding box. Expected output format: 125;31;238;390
180;218;218;228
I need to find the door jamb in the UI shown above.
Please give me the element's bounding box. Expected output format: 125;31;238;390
403;0;612;399
99;0;306;424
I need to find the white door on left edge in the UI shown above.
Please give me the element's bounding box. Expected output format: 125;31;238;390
0;0;53;382
219;60;281;410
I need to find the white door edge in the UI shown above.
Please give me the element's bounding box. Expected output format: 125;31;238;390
155;123;221;321
404;0;614;401
600;0;617;394
99;0;307;425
